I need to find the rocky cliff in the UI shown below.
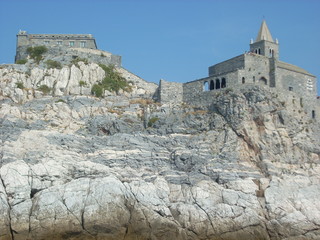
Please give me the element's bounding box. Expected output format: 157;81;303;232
0;60;320;240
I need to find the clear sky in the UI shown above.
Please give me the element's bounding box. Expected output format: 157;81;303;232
1;0;319;95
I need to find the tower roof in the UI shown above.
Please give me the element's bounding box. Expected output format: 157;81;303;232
256;20;274;42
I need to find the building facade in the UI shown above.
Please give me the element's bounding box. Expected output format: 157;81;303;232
15;30;97;62
158;21;317;118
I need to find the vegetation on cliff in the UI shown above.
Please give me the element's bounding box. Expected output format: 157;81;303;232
91;64;132;97
26;46;48;63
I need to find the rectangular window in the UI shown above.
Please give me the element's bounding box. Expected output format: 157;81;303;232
289;87;293;91
57;41;62;45
69;41;74;47
80;41;86;47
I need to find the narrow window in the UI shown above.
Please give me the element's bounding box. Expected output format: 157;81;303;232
203;81;209;91
69;41;75;47
216;79;220;89
221;78;226;88
209;80;215;90
258;48;261;55
312;110;315;119
289;87;293;91
253;76;255;82
242;77;245;84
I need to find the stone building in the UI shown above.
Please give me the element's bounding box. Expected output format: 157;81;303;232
158;21;318;118
15;30;121;67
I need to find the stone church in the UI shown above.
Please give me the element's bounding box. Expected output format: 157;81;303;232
159;21;318;118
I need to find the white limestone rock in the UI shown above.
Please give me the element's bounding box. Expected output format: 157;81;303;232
0;85;319;240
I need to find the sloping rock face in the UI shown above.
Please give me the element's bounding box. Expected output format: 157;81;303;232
0;62;157;103
0;85;319;240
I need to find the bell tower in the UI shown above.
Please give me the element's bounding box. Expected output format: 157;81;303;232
250;20;279;59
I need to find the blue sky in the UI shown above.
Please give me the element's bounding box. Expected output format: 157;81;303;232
1;0;319;95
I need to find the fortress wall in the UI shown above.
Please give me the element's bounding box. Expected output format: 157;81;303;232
158;79;183;104
28;38;97;49
209;55;244;76
15;46;122;67
183;79;206;104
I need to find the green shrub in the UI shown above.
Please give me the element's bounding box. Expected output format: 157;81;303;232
71;57;88;67
16;82;24;89
79;80;87;87
45;60;62;69
91;64;132;97
100;64;131;92
38;85;52;95
16;59;27;64
147;117;159;128
26;46;48;63
91;84;103;97
56;99;66;103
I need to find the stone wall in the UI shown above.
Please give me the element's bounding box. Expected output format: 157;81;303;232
243;54;271;85
17;32;97;48
16;46;122;67
16;32;97;62
209;54;245;76
276;66;317;118
158;79;183;104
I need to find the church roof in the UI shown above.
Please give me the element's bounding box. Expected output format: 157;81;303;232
277;61;315;77
256;20;274;42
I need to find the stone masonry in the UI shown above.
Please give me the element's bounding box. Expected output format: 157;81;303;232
158;21;318;119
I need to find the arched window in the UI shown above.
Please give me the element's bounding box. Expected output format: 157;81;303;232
216;79;221;89
221;78;226;88
312;110;315;119
258;48;261;55
259;77;267;85
210;80;215;90
203;81;209;91
242;77;245;84
255;49;258;54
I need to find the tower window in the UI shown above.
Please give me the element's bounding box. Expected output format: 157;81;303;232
242;77;245;84
312;110;315;119
258;48;261;55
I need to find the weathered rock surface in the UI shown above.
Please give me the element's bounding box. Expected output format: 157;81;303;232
0;75;319;239
0;62;157;103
